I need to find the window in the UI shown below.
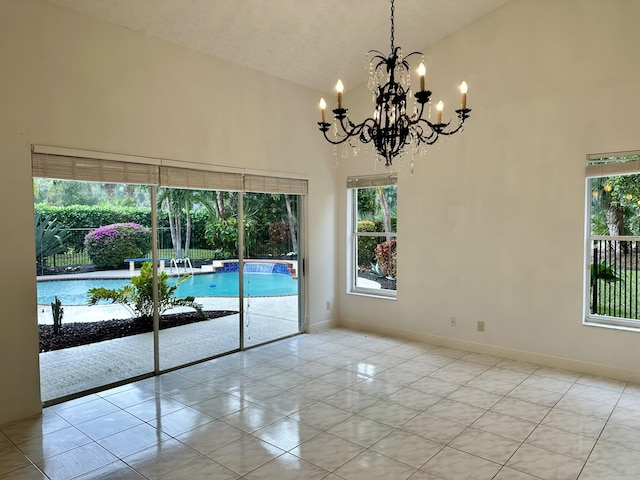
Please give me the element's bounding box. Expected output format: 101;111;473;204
348;175;397;298
585;150;640;330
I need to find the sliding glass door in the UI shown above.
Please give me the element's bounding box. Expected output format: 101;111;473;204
157;187;241;370
34;179;155;402
33;147;306;404
242;192;302;347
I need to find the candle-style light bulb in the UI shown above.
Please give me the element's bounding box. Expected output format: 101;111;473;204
417;63;426;92
459;81;468;109
436;101;444;124
336;79;344;109
319;98;326;123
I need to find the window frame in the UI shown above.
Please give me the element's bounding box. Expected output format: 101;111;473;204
584;150;640;332
347;175;397;299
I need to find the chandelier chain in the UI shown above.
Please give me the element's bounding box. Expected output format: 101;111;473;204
390;0;395;51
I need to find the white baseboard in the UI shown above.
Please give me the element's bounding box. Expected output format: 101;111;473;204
0;401;42;428
338;319;640;384
305;319;334;333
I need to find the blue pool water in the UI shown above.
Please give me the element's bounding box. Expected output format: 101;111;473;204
37;271;298;305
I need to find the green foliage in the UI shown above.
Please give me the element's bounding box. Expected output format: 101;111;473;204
33;178;151;207
375;240;397;279
590;211;609;236
87;262;202;321
268;221;290;254
51;296;64;334
204;217;255;259
591;260;621;284
84;223;152;269
357;221;378;267
590;175;640;236
356;186;397;225
34;204;154;252
34;212;71;274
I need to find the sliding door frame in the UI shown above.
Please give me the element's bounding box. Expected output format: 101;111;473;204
32;144;307;401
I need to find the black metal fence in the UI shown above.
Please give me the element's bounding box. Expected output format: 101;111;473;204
590;236;640;320
47;228;295;268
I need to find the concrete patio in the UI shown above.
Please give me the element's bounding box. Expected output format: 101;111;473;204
37;267;301;403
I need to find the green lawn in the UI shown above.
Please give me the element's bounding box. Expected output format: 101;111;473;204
591;269;640;320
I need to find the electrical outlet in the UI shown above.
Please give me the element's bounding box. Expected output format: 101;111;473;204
477;321;485;332
450;317;456;327
326;301;331;311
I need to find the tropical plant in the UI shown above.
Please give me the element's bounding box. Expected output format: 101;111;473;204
87;262;202;321
157;188;223;260
84;223;151;268
34;212;71;274
590;260;622;285
51;296;64;334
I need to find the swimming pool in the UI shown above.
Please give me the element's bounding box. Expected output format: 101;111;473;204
37;271;298;305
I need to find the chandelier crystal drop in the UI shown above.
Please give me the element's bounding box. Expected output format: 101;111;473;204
317;0;471;167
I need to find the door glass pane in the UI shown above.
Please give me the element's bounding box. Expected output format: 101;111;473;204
242;193;301;347
35;179;154;402
158;188;241;370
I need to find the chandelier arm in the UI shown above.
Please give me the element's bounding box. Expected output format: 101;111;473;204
317;116;380;146
335;115;374;140
410;121;439;145
435;108;472;136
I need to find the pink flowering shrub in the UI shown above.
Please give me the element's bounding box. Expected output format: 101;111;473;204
84;223;151;269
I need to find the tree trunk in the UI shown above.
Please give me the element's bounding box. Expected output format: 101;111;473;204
605;205;627;253
376;187;392;242
165;199;182;259
284;195;298;254
184;202;192;259
215;192;225;219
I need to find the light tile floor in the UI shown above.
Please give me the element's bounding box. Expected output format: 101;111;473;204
2;328;640;479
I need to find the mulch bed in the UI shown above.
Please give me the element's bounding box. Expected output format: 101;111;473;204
39;310;237;353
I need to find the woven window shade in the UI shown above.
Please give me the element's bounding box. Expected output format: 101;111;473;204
159;166;243;191
586;160;640;177
586;151;640;177
32;149;308;195
347;174;397;188
243;174;308;194
32;153;159;185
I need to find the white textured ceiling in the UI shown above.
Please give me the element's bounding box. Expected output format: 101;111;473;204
43;0;511;93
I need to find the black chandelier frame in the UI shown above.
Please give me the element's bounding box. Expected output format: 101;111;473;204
317;0;471;167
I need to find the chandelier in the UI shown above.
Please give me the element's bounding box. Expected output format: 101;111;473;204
317;0;471;167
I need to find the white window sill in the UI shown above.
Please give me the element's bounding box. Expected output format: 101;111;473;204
349;289;397;300
584;316;640;333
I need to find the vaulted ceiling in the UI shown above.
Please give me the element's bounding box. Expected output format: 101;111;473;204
43;0;511;93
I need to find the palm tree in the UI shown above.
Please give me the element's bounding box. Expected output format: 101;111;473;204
157;188;196;260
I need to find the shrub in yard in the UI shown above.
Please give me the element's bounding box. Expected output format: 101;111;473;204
88;262;202;322
268;221;290;254
84;223;152;268
357;220;378;268
204;217;255;259
375;240;397;279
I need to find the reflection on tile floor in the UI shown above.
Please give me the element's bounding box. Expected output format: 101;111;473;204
3;328;640;479
39;295;300;402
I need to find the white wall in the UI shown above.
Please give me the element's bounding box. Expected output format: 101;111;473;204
0;0;337;424
336;0;640;381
